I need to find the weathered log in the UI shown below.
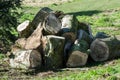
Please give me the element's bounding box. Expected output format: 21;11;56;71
77;29;93;45
44;13;62;35
66;40;89;67
9;49;42;69
17;20;31;38
78;22;93;39
61;15;78;33
66;51;88;67
25;23;43;50
31;7;53;30
41;35;65;69
62;32;76;42
14;38;26;49
90;35;120;61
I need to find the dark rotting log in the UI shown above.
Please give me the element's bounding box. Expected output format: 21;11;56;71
90;35;120;61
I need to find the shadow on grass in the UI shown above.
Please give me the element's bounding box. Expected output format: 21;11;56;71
67;10;102;16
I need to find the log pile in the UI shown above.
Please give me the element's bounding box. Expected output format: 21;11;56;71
8;7;120;70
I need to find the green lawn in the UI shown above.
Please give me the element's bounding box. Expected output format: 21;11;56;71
1;0;120;80
50;0;120;12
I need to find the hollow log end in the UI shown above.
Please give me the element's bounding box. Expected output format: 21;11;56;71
90;39;109;61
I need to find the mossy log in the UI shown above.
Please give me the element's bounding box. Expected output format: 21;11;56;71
90;35;120;61
9;49;42;69
41;35;65;69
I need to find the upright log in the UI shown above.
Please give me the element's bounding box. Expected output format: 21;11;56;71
41;35;65;69
90;35;120;61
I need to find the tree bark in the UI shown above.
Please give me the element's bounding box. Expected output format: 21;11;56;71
25;23;43;50
9;49;42;69
16;7;53;38
31;7;53;30
90;35;120;61
41;35;65;69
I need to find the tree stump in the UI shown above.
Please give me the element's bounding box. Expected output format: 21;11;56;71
41;35;65;69
66;40;89;67
90;35;120;61
9;49;42;69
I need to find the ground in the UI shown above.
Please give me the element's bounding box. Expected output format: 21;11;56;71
0;0;120;80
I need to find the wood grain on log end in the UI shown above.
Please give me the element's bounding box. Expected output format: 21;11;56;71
90;39;109;61
17;20;31;37
66;51;88;67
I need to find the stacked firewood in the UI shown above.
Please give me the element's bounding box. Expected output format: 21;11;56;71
9;7;120;70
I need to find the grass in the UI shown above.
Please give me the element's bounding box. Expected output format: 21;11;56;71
1;0;120;80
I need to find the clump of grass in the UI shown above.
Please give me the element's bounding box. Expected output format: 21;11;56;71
0;53;5;59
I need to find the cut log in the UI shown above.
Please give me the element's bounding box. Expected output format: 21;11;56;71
61;15;78;33
9;49;42;69
41;35;65;69
17;20;31;38
31;7;53;30
25;23;43;50
43;13;62;35
77;29;93;45
62;32;76;42
66;51;88;67
66;40;89;67
90;35;120;61
14;38;27;49
78;22;93;37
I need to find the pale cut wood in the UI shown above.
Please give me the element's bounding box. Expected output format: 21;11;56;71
61;14;78;33
90;35;120;61
9;49;42;69
25;23;43;50
17;20;31;38
15;38;27;49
